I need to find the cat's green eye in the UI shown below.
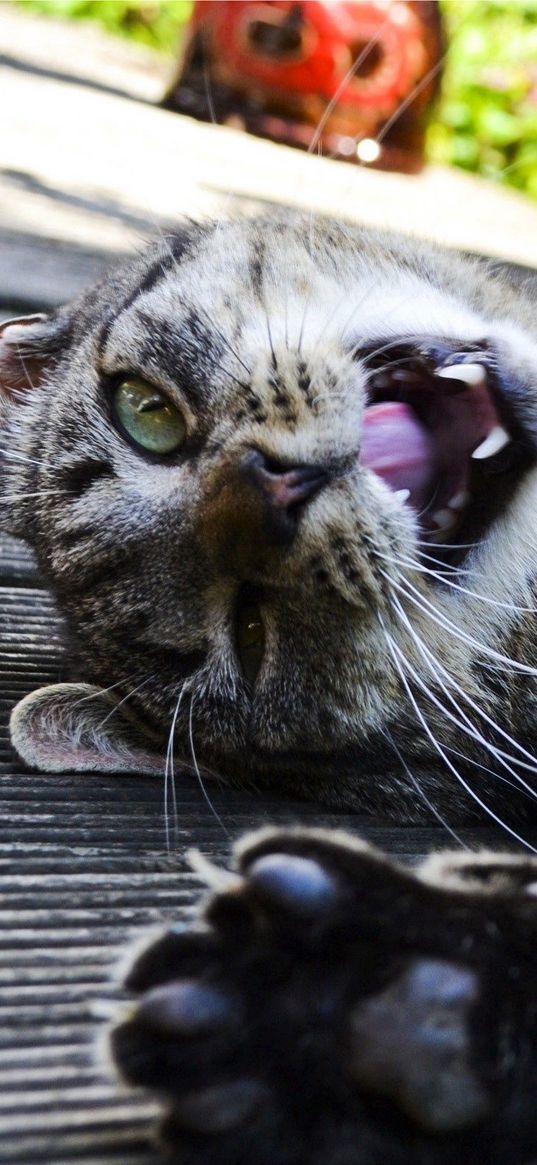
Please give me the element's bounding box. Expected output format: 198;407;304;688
113;378;187;455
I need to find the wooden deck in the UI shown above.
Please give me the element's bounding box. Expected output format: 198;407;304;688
2;9;537;1163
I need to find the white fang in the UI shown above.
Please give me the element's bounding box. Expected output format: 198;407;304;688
432;508;457;533
447;489;471;511
472;425;511;460
436;362;486;386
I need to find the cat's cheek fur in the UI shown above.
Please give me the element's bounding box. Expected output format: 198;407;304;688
9;684;164;775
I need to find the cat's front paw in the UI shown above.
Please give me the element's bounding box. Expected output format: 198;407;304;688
111;829;537;1165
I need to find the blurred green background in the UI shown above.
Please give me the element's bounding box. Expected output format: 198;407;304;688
14;0;537;200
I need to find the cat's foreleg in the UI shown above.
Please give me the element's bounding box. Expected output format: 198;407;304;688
111;827;537;1165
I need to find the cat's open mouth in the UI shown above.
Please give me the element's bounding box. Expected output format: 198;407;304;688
362;342;525;548
235;343;532;687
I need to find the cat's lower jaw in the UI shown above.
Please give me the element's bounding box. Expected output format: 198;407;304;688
111;827;537;1165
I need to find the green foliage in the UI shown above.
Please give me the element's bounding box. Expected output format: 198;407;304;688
12;0;537;199
430;1;537;199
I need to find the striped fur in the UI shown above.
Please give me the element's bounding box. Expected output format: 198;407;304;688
3;213;537;827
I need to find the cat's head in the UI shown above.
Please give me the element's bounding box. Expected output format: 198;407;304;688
3;215;537;821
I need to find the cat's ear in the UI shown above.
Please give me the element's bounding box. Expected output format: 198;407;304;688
0;313;65;396
10;684;164;775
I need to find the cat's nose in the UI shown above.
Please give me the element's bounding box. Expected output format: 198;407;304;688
240;449;328;537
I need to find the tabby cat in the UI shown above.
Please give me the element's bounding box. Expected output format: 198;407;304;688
3;213;537;1162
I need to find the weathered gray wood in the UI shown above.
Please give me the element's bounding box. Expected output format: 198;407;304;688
0;229;124;315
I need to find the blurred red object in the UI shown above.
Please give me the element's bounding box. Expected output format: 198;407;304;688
162;1;443;173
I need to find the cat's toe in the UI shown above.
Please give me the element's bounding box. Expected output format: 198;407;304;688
112;977;247;1093
245;851;340;914
136;979;239;1038
124;925;219;993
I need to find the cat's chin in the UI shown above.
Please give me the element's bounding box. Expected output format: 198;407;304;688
9;683;164;775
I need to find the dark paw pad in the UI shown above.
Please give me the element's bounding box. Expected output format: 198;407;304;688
350;958;488;1132
112;828;537;1165
173;1078;270;1134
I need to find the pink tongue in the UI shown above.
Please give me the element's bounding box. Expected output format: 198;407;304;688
361;402;436;508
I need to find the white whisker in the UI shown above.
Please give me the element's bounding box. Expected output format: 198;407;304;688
70;674;141;709
13;345;39;392
0;449;41;467
95;675;154;731
377;546;535;614
413;549;472;575
382;726;470;848
188;694;229;838
164;684;187;855
384;570;537;676
380;617;537;852
202;56;218;127
308;19;390;156
357;336;417;364
296;286;313;355
373;54;446;148
389;591;537;798
415;538;478;551
444;745;537;800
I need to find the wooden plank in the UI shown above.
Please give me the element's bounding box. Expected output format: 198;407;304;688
0;229;122;314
